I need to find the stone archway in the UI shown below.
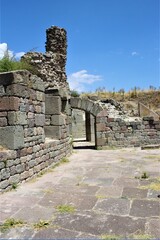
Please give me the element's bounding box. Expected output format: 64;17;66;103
70;97;104;148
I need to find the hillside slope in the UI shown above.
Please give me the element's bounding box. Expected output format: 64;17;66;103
81;90;160;116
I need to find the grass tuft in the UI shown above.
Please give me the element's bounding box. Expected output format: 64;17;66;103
101;234;122;239
33;220;50;229
0;218;25;232
56;204;76;214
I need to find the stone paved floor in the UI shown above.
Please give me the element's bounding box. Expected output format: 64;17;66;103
0;146;160;239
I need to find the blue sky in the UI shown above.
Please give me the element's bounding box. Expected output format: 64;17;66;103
0;0;159;92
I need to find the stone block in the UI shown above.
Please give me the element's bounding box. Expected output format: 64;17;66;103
0;96;20;111
8;111;27;125
0;162;5;169
36;91;45;102
20;171;29;180
1;168;10;180
16;164;25;173
28;160;36;168
6;84;29;97
35;114;45;126
97;109;108;117
9;174;20;184
96;123;106;131
44;126;61;139
0;117;7;126
96;138;106;146
70;97;82;109
51;114;66;126
6;160;14;167
29;75;45;92
45;95;61;114
0;179;9;189
0;126;24;149
0;85;5;95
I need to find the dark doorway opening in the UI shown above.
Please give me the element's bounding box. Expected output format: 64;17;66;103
71;109;96;149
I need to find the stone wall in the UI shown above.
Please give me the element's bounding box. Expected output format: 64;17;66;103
0;71;72;192
96;110;160;148
70;97;160;148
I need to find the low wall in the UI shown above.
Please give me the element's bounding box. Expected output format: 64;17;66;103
0;71;72;192
96;109;160;148
70;97;160;148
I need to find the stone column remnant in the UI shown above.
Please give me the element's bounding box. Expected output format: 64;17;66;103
22;26;69;91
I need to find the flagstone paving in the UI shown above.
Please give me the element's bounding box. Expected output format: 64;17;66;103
0;146;160;239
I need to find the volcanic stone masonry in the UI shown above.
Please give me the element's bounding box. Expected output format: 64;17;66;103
0;26;160;192
22;26;69;91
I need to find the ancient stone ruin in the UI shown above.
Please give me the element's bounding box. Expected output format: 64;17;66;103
0;26;160;192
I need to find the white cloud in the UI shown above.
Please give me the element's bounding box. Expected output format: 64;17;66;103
0;43;25;59
68;70;102;92
131;51;139;56
0;43;13;59
15;52;25;59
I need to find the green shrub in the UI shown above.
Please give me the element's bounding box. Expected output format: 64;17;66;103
70;90;80;97
0;57;37;74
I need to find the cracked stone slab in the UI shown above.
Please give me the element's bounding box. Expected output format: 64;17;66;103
146;218;160;238
122;187;148;199
53;212;146;237
96;186;123;198
113;177;139;188
147;189;160;199
38;192;98;211
94;198;130;215
82;177;114;186
53;184;100;196
33;227;79;239
130;199;160;217
12;205;56;223
0;226;34;239
52;212;107;236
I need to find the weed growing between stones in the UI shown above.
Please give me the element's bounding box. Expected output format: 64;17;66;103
42;188;54;194
101;234;122;239
52;157;70;169
96;195;107;199
11;183;18;190
56;204;76;213
141;172;149;179
129;234;153;239
33;220;51;229
0;218;25;232
139;177;160;191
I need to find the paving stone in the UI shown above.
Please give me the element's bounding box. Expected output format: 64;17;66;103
13;205;55;223
82;177;114;186
53;212;146;237
33;227;79;239
102;215;146;236
0;226;34;239
96;186;123;198
95;198;130;215
122;187;148;199
146;218;160;238
39;192;97;211
53;212;106;236
54;185;100;196
113;177;139;188
0;148;160;238
147;189;160;199
130;199;160;217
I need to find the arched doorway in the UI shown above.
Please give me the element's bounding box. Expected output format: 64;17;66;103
70;97;103;149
